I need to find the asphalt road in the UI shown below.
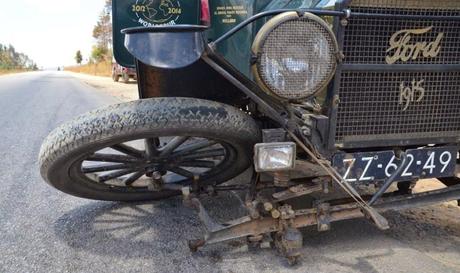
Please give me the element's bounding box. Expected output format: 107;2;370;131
1;71;460;273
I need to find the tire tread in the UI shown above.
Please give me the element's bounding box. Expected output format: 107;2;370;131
39;98;260;201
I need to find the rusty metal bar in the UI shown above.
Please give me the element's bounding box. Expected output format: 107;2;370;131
191;184;460;250
205;217;279;245
374;183;460;211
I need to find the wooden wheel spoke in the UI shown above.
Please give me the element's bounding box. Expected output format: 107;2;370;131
171;140;217;157
82;163;134;173
180;148;226;161
111;144;144;158
98;168;141;183
176;160;216;168
167;167;195;178
145;138;160;158
159;136;189;156
123;171;146;186
83;138;227;186
86;153;141;163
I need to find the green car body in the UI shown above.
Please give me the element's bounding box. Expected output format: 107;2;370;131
113;0;328;76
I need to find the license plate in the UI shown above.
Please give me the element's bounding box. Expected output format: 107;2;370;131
332;146;458;183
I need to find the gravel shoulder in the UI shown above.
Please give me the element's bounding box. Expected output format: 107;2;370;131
67;71;139;102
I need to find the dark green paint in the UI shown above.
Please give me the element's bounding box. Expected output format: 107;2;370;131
113;0;201;68
207;0;255;76
113;0;323;72
206;0;322;76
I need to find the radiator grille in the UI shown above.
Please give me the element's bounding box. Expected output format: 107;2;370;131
335;71;460;142
343;9;460;64
334;1;460;146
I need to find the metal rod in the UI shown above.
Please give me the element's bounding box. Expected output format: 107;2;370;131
201;55;287;126
369;153;408;206
287;131;370;209
213;185;250;192
374;184;460;211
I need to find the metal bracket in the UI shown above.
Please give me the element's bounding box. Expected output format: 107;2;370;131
317;203;331;232
274;227;303;265
272;183;323;202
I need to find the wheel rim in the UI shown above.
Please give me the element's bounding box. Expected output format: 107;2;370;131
72;136;236;191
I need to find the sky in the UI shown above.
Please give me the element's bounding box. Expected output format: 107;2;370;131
0;0;106;68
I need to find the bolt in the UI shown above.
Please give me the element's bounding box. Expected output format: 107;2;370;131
264;202;273;212
281;211;287;219
290;185;301;193
322;181;330;194
333;95;341;107
248;235;263;242
188;239;205;253
302;128;311;136
260;241;271;249
246;201;260;219
152;171;162;180
271;209;281;219
320;224;330;231
181;186;191;197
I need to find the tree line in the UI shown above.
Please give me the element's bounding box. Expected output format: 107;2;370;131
75;0;112;65
0;43;38;71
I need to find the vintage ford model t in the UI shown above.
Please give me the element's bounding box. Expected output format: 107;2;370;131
39;0;460;263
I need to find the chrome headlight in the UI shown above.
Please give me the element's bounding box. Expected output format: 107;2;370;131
252;12;338;100
254;142;296;172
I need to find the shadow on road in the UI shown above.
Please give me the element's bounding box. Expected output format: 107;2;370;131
54;197;202;258
53;195;460;272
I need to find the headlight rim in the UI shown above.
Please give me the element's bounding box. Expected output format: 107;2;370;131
252;11;339;101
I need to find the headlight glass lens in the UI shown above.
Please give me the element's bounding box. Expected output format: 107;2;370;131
254;12;338;100
254;143;296;172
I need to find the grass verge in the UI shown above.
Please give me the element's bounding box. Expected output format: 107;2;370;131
0;69;29;75
65;61;112;77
